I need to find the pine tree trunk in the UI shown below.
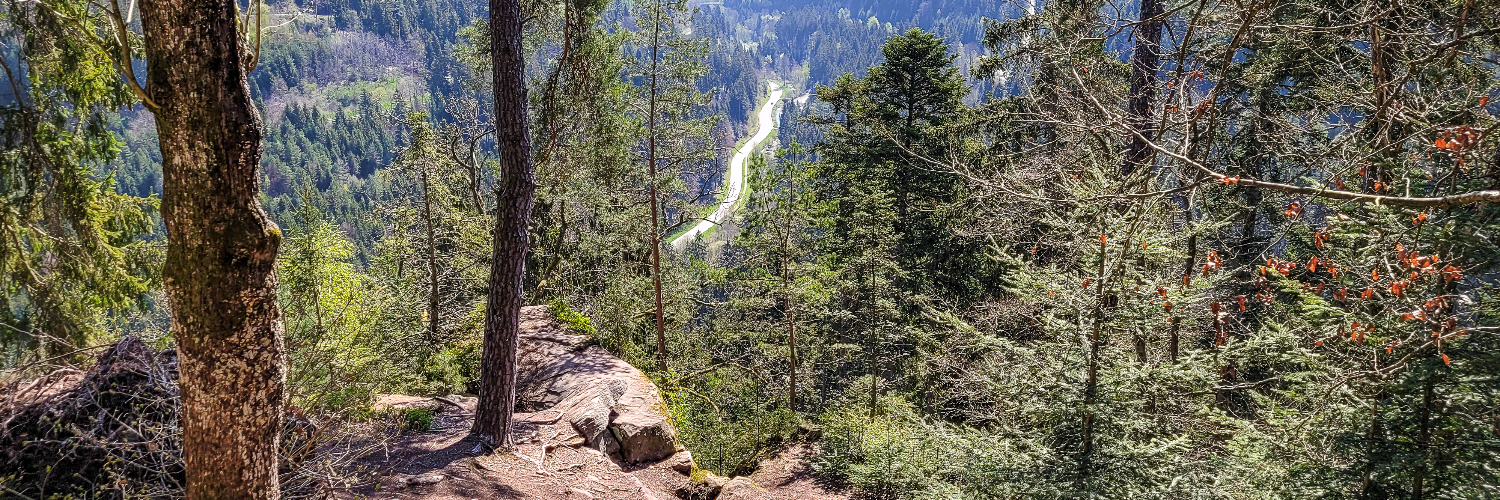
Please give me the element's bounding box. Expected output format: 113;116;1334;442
423;166;441;345
473;0;534;447
139;0;285;495
1121;0;1164;175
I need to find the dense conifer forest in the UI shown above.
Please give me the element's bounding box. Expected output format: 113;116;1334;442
2;0;1499;497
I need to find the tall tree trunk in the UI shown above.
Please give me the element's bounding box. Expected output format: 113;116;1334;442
1413;377;1435;499
422;165;441;345
785;249;796;412
473;0;534;447
139;0;285;495
1121;0;1165;176
867;254;878;418
647;0;668;373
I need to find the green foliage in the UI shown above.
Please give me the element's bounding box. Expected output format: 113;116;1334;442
402;407;435;431
0;0;160;366
667;386;800;477
548;298;596;337
421;341;480;395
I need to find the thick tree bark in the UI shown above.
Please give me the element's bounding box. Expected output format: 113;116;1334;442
139;0;285;496
472;0;534;447
1121;0;1164;176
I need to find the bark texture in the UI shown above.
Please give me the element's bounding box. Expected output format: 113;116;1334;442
472;0;535;447
139;0;286;496
1121;0;1165;175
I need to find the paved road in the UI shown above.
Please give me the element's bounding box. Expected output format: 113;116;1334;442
671;81;783;249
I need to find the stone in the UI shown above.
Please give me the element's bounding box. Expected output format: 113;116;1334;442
565;488;594;499
699;471;731;493
373;394;442;413
610;410;679;463
667;450;694;474
554;379;628;451
716;476;769;500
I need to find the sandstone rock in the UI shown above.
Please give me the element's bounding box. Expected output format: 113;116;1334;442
514;305;682;465
667;450;695;474
554;379;628;451
373;394;442;413
565;487;594;498
610;410;679;463
699;471;731;493
717;476;768;500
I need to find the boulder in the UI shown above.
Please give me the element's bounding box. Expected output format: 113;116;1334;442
698;471;731;494
553;379;628;451
610;410;680;463
717;476;769;500
666;450;695;474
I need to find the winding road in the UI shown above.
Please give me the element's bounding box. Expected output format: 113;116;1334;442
670;81;783;249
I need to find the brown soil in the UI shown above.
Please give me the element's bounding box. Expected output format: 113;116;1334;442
746;443;850;500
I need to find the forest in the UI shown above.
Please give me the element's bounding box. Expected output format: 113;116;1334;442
2;0;1499;498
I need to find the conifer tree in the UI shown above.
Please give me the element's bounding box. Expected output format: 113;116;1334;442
472;0;533;448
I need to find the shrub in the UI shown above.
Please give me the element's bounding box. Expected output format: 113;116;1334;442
549;297;596;337
421;341;480;395
402;408;435;431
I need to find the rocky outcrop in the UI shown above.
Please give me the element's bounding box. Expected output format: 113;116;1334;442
516;305;683;464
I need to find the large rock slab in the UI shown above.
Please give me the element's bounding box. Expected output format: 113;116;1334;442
554;378;627;452
515;305;682;464
610;409;680;463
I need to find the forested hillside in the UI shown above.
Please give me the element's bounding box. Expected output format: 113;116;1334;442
3;0;1500;498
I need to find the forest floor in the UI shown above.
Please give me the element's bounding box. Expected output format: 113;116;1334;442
345;395;849;500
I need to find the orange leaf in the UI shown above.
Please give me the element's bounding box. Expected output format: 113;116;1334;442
1100;235;1107;245
1236;295;1247;312
1371;269;1380;281
1442;354;1451;365
1082;279;1092;288
1308;257;1319;272
1164;301;1173;312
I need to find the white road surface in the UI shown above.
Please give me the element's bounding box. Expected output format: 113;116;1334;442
671;81;783;249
